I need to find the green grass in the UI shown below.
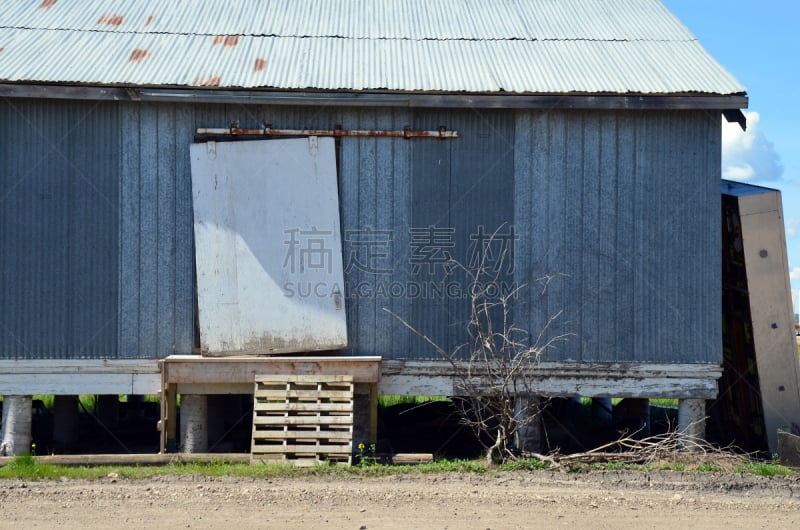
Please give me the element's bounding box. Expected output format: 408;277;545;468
735;462;795;477
649;398;678;408
0;454;795;481
0;456;488;480
28;395;161;412
377;395;450;408
577;397;678;408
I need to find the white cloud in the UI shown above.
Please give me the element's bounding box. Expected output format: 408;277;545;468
722;111;783;182
790;266;800;281
786;219;800;240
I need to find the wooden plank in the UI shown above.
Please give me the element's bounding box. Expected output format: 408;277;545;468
251;455;351;466
0;359;160;374
380;359;722;379
379;374;720;399
162;355;381;384
252;444;352;454
253;414;353;425
392;453;434;465
254;389;353;399
253;430;352;440
0;453;251;467
255;374;354;384
0;373;161;395
254;403;353;412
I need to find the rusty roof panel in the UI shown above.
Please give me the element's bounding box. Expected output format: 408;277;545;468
0;0;745;95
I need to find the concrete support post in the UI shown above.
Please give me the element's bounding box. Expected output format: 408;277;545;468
678;399;706;447
53;395;79;451
513;395;542;454
180;394;208;453
1;395;32;456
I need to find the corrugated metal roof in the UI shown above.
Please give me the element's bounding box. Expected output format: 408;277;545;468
0;0;745;95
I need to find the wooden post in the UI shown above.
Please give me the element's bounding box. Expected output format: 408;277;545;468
1;395;32;456
368;383;379;445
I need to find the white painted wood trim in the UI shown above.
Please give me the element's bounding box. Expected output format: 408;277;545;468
0;358;721;398
379;361;722;399
0;359;160;374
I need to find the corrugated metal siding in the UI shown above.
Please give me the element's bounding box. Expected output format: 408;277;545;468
514;110;721;363
0;0;745;95
338;108;413;358
119;103;195;358
409;110;516;358
0;99;118;359
0;100;721;364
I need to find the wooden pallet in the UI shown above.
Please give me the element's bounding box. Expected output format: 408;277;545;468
251;375;353;466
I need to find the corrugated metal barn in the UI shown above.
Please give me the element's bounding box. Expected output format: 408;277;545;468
0;0;747;454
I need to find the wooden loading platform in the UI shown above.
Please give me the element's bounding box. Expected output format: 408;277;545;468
158;355;381;455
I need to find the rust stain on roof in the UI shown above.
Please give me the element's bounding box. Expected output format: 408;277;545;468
193;75;221;87
39;0;57;8
97;15;124;26
213;35;240;47
128;48;151;63
145;15;154;26
254;58;267;73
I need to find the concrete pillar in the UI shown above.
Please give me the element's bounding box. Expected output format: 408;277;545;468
513;395;542;454
678;399;706;448
1;395;32;456
53;395;79;451
180;394;208;453
96;395;120;430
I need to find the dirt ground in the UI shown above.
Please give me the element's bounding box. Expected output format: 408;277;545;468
1;470;798;529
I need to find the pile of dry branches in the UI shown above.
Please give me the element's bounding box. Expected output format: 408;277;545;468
527;428;751;471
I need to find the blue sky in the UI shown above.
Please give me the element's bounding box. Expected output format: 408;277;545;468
662;1;800;299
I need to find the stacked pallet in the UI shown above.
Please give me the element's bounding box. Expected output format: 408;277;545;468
251;375;353;465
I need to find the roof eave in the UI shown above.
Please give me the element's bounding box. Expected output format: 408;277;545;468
0;83;748;110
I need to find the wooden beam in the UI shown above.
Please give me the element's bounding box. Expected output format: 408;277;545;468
162;355;381;385
0;359;160;374
0;453;251;467
379;360;723;399
0;373;161;395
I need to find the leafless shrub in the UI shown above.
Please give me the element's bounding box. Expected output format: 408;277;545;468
386;232;569;464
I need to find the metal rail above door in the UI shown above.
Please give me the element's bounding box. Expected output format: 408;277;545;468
195;124;458;139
